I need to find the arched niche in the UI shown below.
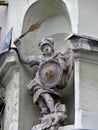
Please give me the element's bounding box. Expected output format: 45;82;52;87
19;0;74;129
21;0;72;55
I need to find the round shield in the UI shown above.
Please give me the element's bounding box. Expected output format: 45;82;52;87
39;59;63;88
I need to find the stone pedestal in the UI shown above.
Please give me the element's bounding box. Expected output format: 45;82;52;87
59;125;74;130
68;34;98;130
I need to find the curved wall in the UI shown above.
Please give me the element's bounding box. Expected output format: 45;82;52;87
21;0;72;55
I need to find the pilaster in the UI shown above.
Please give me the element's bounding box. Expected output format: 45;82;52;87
0;50;20;130
68;34;98;130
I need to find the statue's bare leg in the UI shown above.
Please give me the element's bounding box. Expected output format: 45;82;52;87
38;97;49;115
41;93;55;113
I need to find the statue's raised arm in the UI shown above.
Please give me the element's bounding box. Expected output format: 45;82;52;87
14;39;40;66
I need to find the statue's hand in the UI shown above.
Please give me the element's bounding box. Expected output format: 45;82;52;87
14;39;21;47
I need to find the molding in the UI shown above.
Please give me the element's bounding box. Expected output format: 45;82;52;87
66;34;98;64
73;129;92;130
73;49;98;65
0;50;19;87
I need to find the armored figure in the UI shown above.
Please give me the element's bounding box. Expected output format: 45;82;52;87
14;37;73;130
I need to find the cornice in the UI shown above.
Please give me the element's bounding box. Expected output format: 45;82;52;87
66;34;98;64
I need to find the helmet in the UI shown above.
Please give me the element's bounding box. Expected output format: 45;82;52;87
38;37;54;50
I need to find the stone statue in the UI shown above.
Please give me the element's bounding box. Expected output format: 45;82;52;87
14;37;73;130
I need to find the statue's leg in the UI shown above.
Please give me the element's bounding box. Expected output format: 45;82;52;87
38;97;49;115
41;93;55;113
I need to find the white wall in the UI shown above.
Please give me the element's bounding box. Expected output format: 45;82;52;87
63;0;78;33
78;0;98;38
0;1;78;130
0;0;78;46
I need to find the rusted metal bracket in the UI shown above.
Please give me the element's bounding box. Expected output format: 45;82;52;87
0;1;8;6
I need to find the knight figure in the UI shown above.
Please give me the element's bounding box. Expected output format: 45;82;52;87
14;37;73;130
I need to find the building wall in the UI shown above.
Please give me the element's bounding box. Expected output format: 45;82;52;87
78;0;98;38
1;0;98;130
0;0;78;44
0;1;77;130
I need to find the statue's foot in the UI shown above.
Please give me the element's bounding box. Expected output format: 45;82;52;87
31;124;42;130
31;104;67;130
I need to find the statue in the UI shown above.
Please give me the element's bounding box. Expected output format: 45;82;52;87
14;37;73;130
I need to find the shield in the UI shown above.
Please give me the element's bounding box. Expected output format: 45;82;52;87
39;59;63;88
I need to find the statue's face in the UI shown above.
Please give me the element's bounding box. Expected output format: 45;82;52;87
42;44;53;55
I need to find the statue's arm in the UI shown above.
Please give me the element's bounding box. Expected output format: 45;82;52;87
14;39;39;65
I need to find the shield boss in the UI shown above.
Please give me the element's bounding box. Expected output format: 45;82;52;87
39;59;62;88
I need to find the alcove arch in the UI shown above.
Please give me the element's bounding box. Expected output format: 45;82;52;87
21;0;72;55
